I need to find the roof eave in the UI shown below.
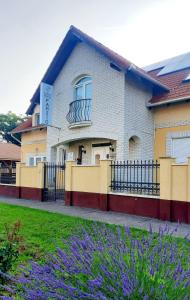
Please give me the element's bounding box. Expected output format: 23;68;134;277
11;125;47;134
147;95;190;108
129;65;170;92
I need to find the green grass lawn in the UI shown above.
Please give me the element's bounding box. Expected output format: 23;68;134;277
0;202;97;264
0;202;188;265
0;202;190;299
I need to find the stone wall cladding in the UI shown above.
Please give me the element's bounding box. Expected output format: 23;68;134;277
124;79;154;160
155;119;190;129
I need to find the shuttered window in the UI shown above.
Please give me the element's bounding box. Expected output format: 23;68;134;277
172;137;190;163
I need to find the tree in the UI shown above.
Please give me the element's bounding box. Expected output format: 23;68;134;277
0;111;27;146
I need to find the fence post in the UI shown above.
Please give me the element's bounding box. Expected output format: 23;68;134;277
65;160;75;206
187;158;190;224
37;162;45;189
99;159;112;211
16;162;25;187
159;157;174;221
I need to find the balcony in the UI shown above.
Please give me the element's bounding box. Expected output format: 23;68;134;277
66;99;92;128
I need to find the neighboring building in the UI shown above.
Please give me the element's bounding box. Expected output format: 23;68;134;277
13;26;190;165
0;142;20;167
11;112;47;166
144;53;190;163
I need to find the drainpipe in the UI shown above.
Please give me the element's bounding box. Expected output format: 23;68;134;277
9;133;22;145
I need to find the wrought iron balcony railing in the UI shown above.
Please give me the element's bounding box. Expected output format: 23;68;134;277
66;99;92;124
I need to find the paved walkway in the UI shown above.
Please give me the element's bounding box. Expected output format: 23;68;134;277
0;196;190;238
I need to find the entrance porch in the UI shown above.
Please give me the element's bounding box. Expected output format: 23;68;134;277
56;138;116;165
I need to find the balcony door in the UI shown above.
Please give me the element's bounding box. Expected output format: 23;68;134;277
74;77;92;122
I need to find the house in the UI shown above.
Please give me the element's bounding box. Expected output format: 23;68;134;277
13;26;190;165
0;142;20;167
144;53;190;163
11;111;47;166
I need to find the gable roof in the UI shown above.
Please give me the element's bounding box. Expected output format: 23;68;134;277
0;143;21;161
145;53;190;107
26;25;169;115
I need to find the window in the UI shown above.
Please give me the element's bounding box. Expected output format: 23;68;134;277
172;137;190;163
74;76;92;100
35;113;40;126
28;156;46;166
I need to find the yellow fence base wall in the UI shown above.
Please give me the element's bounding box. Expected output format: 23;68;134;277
15;162;44;201
72;165;101;193
160;158;190;202
65;160;111;211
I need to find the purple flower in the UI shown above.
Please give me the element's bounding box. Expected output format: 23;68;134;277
1;223;190;299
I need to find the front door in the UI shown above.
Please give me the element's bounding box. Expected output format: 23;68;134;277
91;146;110;164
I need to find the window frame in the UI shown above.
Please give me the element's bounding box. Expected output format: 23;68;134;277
35;113;40;126
74;76;92;100
28;155;46;166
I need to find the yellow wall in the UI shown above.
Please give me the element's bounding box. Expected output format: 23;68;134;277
154;103;190;159
154;125;190;159
172;164;188;201
16;162;44;188
66;160;111;194
21;128;47;163
154;103;190;124
72;165;101;193
160;158;190;202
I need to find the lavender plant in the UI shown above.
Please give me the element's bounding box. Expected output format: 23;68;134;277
3;223;190;299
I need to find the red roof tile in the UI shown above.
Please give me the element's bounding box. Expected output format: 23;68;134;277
148;68;190;104
11;118;46;134
11;118;32;133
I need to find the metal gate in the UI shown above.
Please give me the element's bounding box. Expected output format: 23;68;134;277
43;163;65;202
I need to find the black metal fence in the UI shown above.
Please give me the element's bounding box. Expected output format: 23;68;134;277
0;167;16;184
43;163;65;201
110;160;160;196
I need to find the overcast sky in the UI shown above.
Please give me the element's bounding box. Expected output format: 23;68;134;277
1;0;190;114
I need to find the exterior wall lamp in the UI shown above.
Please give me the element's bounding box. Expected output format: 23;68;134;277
81;146;86;154
109;144;115;152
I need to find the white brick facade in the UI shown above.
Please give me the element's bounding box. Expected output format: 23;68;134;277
124;79;154;160
46;42;154;162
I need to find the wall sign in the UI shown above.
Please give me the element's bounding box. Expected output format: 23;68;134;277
40;82;53;125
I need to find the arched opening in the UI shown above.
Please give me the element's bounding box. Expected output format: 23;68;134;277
129;136;141;160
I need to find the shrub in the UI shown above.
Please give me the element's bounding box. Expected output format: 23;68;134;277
4;224;190;299
0;221;24;284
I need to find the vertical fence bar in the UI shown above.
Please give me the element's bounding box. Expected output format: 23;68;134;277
110;160;160;196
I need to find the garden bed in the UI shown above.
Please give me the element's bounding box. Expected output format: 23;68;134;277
0;203;190;299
